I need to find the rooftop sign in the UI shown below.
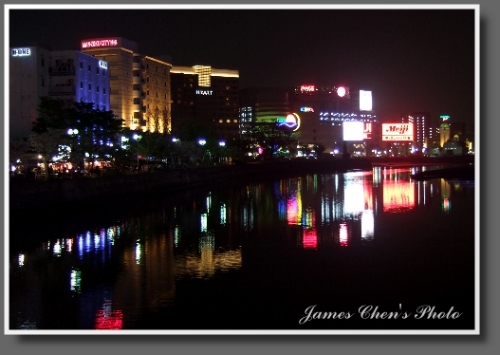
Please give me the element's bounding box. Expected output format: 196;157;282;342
81;38;118;49
11;48;31;57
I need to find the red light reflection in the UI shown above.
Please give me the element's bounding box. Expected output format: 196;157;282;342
95;303;123;330
383;181;415;212
303;228;318;249
339;223;348;247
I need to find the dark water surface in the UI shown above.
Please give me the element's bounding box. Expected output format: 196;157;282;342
9;166;476;331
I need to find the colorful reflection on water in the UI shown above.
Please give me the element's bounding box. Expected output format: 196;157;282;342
9;166;475;330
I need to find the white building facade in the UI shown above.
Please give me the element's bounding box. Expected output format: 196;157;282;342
10;45;110;139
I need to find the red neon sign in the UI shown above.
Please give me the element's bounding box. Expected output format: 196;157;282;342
300;85;316;93
81;38;119;49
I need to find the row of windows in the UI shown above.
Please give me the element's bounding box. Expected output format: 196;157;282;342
79;82;107;94
79;61;107;76
218;119;239;124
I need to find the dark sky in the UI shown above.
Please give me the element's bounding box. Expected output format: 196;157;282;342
9;8;476;129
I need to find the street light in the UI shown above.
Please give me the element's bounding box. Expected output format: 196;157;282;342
67;128;79;172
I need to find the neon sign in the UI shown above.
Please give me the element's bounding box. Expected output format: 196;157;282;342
195;89;213;95
81;38;118;49
300;85;316;93
276;113;301;131
98;60;108;69
440;115;450;122
363;122;372;140
337;87;347;97
11;48;31;57
300;107;314;113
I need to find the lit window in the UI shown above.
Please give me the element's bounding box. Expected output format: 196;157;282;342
226;119;231;123
219;119;223;123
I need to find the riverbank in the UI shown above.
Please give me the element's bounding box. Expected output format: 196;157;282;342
10;158;372;213
9;155;476;213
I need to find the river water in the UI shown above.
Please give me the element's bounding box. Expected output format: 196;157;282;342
8;165;476;332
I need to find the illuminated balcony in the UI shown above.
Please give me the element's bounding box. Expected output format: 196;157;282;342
133;76;143;84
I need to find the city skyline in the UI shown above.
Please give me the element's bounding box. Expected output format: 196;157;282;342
8;5;477;129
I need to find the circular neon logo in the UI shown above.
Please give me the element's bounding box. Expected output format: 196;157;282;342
276;113;301;131
337;87;346;97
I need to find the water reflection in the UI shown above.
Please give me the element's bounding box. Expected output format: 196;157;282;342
10;166;474;330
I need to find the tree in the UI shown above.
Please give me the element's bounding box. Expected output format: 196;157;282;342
32;97;71;133
161;106;172;134
9;137;30;168
69;102;124;170
28;128;68;178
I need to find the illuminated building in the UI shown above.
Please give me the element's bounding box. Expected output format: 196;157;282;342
170;65;239;139
439;114;451;147
293;85;378;155
239;87;295;131
81;37;172;133
401;112;430;153
10;45;110;139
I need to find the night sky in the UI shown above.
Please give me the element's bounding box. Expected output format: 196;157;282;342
8;7;476;130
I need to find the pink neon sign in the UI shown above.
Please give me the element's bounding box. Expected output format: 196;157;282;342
300;85;316;92
81;38;119;49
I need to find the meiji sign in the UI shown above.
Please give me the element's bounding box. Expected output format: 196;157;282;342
12;48;31;56
382;123;414;141
81;38;118;49
98;60;108;69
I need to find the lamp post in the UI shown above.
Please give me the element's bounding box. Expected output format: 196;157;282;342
198;138;209;164
218;140;226;164
67;128;79;174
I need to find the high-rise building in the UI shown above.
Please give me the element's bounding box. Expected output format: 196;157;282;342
401;112;431;153
170;65;239;139
439;114;451;147
239;87;295;133
292;85;378;154
81;37;172;133
10;45;110;139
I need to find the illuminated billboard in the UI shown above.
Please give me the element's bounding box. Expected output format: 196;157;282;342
359;90;372;111
363;122;372;140
300;107;314;113
382;123;414;141
343;121;364;141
